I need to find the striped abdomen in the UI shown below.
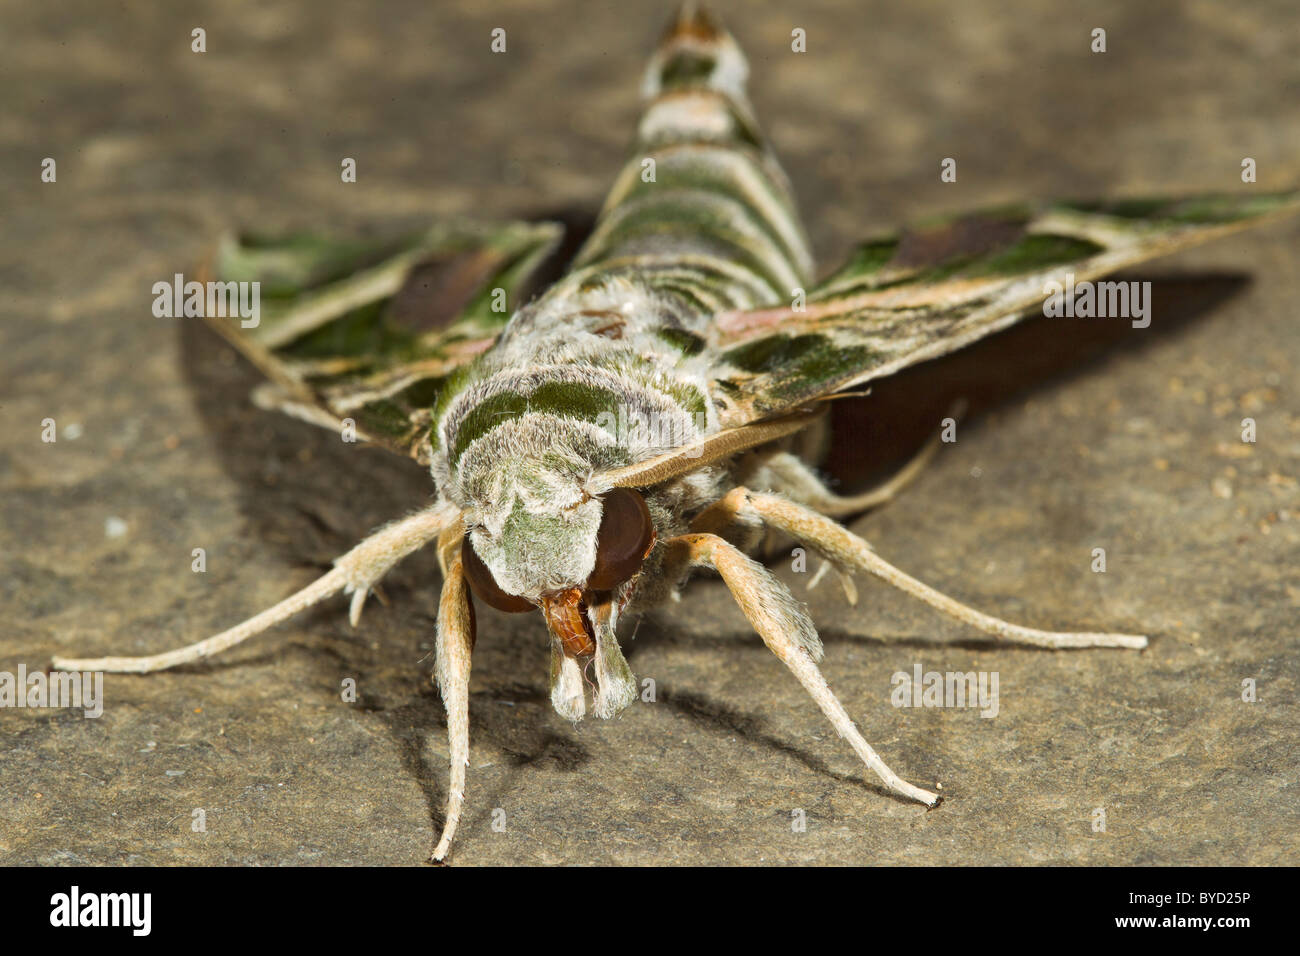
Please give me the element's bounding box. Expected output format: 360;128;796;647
561;4;814;320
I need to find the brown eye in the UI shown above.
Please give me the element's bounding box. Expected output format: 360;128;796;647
462;534;532;613
586;488;654;591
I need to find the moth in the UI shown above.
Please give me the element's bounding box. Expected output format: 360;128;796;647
54;3;1298;862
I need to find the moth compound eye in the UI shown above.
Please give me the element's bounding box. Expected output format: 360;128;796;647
462;534;533;613
586;488;654;592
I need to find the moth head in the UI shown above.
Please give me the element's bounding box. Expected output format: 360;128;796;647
460;487;656;652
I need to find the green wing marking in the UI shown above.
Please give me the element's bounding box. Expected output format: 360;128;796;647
204;219;564;463
706;191;1299;424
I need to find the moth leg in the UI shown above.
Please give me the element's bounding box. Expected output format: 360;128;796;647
51;502;459;673
701;489;1148;650
431;537;475;863
662;532;939;807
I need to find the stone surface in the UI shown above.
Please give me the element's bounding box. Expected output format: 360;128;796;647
2;0;1297;865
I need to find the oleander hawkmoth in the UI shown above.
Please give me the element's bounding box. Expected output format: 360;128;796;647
54;2;1298;862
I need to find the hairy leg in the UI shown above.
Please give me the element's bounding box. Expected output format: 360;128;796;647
52;501;459;673
662;532;939;807
695;488;1147;650
431;534;475;863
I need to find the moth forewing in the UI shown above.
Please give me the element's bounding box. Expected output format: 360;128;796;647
707;192;1299;425
203;219;566;461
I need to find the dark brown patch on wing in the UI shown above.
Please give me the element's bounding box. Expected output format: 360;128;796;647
387;248;505;334
892;215;1027;270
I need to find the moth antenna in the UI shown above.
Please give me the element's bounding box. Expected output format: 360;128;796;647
52;503;458;674
663;532;939;807
706;489;1149;650
431;549;475;863
52;567;350;674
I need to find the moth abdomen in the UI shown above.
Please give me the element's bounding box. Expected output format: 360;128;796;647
563;1;814;317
